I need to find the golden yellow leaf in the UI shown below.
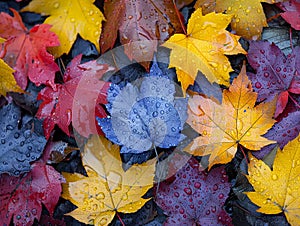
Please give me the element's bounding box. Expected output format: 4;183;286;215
245;134;300;226
195;0;285;40
185;65;276;169
62;136;155;225
163;8;246;95
0;38;23;96
21;0;105;57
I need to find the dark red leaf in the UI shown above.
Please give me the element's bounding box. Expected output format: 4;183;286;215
278;0;300;30
247;41;300;117
36;55;112;139
0;9;59;89
0;162;64;226
155;155;232;225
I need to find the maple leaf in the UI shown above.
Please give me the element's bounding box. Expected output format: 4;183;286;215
0;162;64;226
185;65;276;169
155;154;232;225
0;103;46;176
163;8;246;95
195;0;285;40
62;135;156;225
21;0;105;57
278;0;300;30
97;62;187;154
36;54;112;139
100;0;184;69
245;134;300;226
247;41;300;117
0;38;23;96
0;9;59;90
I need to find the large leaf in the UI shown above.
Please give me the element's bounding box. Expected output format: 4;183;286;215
62;135;155;225
97;62;187;154
185;65;276;169
163;8;246;95
155;154;232;225
0;9;59;89
278;0;300;30
0;162;64;225
0;103;46;175
22;0;105;57
246;134;300;226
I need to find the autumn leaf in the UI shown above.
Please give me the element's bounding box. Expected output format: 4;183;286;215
100;0;183;69
22;0;105;57
36;55;111;139
0;37;23;96
247;41;300;117
195;0;285;40
278;0;300;30
163;8;246;95
155;154;232;225
185;65;276;169
0;9;59;90
0;162;64;226
62;135;155;225
245;134;300;226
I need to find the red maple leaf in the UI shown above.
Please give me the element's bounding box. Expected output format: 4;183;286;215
278;0;300;30
0;8;59;89
36;54;112;139
0;162;64;226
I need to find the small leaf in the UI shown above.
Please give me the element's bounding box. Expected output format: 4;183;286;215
62;135;155;225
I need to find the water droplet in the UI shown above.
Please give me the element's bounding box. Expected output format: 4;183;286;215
184;187;192;195
1;139;5;144
99;217;107;225
89;10;94;15
152;111;158;117
255;82;262;89
194;182;201;189
122;193;128;200
218;193;224;199
96;192;105;200
70;18;75;23
272;174;278;180
264;72;269;77
128;15;133;19
53;2;59;8
276;67;281;72
94;31;99;36
6;125;14;130
206;210;210;215
174;192;179;197
208;61;218;68
179;208;184;214
31;208;37;215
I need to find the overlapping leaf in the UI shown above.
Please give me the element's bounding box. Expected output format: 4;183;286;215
100;0;184;69
247;41;300;117
163;8;246;95
98;62;187;154
278;0;300;30
62;135;155;225
195;0;285;40
36;54;111;139
0;9;59;90
246;134;300;226
0;162;64;226
22;0;105;57
155;154;232;225
185;65;276;169
0;103;46;176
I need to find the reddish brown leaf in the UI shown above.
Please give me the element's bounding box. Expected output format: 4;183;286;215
36;55;112;139
278;0;300;30
0;9;59;89
0;162;64;226
100;0;183;69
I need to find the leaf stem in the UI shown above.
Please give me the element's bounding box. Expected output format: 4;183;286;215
116;212;125;226
172;0;187;35
266;13;281;23
239;145;249;164
288;93;300;109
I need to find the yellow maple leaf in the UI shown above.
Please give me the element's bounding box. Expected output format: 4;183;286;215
195;0;285;40
163;8;246;95
0;38;23;96
62;135;155;225
184;65;276;169
21;0;105;57
245;135;300;226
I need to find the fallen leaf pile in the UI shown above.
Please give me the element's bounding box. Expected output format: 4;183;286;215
0;0;300;225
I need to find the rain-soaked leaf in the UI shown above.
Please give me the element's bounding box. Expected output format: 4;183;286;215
0;9;59;90
62;135;156;225
0;103;46;176
97;62;187;154
247;41;300;117
0;162;64;226
36;54;112;139
155;154;232;225
278;0;300;30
